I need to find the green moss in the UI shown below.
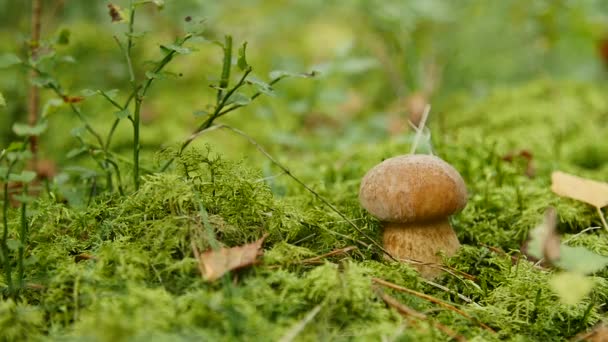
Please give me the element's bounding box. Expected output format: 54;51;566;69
2;79;608;341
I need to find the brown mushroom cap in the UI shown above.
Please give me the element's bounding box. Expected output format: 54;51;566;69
359;154;467;223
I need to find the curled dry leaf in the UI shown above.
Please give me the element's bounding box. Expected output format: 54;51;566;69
198;234;267;281
551;171;608;209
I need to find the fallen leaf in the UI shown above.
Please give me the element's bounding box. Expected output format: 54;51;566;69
551;171;608;209
198;234;267;281
573;323;608;342
550;272;594;305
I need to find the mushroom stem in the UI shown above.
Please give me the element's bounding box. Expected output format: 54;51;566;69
383;219;460;278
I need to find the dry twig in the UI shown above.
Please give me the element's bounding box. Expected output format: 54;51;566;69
373;278;495;334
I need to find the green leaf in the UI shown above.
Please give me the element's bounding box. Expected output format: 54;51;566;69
145;71;178;80
247;76;275;96
30;75;55;88
135;0;164;9
6;142;25;152
6;239;21;251
161;44;191;54
7;150;32;162
70;126;87;137
9;171;37;183
80;89;98;97
56;28;71;45
550;272;594;305
0;54;22;69
12;194;36;203
193;110;210;117
114;108;130;119
13;121;48;136
558;245;608;274
226;93;251;106
66;147;88;159
41;99;64;118
238;42;249;71
338;57;378;74
0;92;5;107
269;70;317;80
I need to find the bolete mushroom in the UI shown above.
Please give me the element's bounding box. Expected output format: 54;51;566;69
359;154;467;278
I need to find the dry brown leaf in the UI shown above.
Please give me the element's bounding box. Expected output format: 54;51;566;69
199;234;267;281
551;171;608;209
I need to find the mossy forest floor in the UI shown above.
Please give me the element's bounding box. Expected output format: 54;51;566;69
3;2;608;341
2;79;608;341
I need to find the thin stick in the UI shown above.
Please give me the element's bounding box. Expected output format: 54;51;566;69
563;226;602;244
409;104;430;154
183;124;396;260
375;289;466;342
278;304;323;342
299;246;357;264
421;279;473;304
596;207;608;233
373;278;495;333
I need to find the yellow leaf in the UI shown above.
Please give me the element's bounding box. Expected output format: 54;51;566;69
551;171;608;208
549;272;594;305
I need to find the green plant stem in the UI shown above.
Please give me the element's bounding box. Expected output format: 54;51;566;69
17;183;28;290
127;33;192;189
1;183;13;293
1;162;17;294
159;68;253;172
126;0;136;83
133;94;141;190
217;35;233;103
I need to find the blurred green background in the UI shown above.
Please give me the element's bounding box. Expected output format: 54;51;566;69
1;0;608;169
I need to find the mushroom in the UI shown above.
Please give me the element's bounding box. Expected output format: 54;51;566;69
359;154;467;278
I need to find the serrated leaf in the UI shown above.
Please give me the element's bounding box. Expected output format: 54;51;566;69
0;54;22;69
161;44;191;54
550;272;594;305
0;92;5;107
12;121;48;136
551;171;608;208
114;108;130;119
238;42;249;71
9;171;37;183
247;76;275;97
